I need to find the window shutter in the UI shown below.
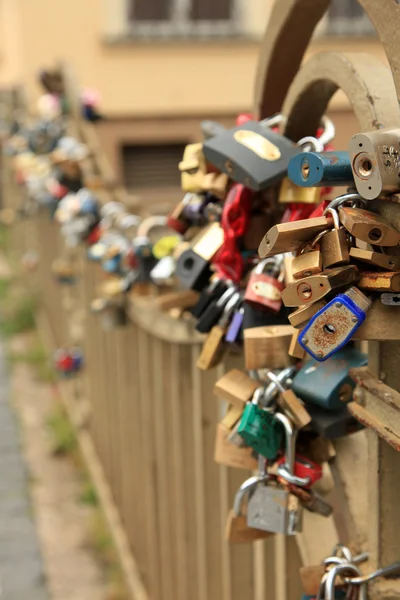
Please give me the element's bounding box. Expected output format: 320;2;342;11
130;0;171;21
328;0;364;19
122;144;186;190
190;0;232;21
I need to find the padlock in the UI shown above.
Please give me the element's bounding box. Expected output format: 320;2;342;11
244;325;293;371
289;485;333;517
152;235;181;261
349;127;400;199
269;371;311;429
179;143;208;193
272;412;311;488
175;222;224;291
278;177;321;204
282;265;359;307
291;347;367;411
203;119;301;191
288;151;354;188
220;404;244;432
150;255;175;286
292;243;323;280
299;287;372;361
349;247;400;271
237;388;284;460
289;300;328;329
225;306;244;344
247;481;303;535
225;476;273;543
338;206;400;246
381;292;400;305
320;208;350;268
243;301;291;331
191;277;228;319
259;215;333;258
197;292;241;370
358;271;400;293
277;455;323;489
214;369;260;410
200;120;226;140
196;285;237;334
214;423;258;470
307;403;364;439
244;256;285;313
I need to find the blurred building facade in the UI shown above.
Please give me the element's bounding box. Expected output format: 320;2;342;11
0;0;387;209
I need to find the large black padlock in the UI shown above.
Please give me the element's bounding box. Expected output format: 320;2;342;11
243;302;291;330
175;248;212;292
203;120;301;191
306;404;364;439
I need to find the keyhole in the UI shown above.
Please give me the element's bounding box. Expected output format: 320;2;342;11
298;282;312;301
183;257;194;270
360;158;372;175
368;228;383;242
323;324;336;335
301;159;310;181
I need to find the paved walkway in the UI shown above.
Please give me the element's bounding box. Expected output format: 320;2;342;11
0;342;49;600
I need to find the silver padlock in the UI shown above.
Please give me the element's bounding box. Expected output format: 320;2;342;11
247;480;303;535
150;255;175;286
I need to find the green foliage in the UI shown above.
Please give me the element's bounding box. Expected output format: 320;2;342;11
8;336;53;382
46;406;78;457
80;478;99;506
0;293;36;336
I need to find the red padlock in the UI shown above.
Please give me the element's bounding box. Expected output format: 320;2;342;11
277;454;323;488
244;257;284;313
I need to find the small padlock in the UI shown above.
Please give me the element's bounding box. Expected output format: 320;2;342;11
292;241;323;280
350;247;400;271
244;325;293;371
291;347;367;411
282;265;359;307
196;285;237;334
244;256;285;313
225;475;273;543
288;151;354;188
259;215;333;258
214;369;259;410
299;287;372;361
225;306;244;344
307;403;364;439
247;477;303;535
214;423;258;470
237;388;284;460
338;206;400;247
320;208;350;268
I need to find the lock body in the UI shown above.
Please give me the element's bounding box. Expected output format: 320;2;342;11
237;404;283;460
288;151;353;187
247;485;303;534
338;206;400;246
292;249;322;279
244;272;284;313
299;287;372;361
203;120;301;191
292;347;367;410
279;177;321;204
320;228;350;268
349;128;400;199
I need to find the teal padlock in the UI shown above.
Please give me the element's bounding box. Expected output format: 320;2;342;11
291;347;367;411
237;389;283;460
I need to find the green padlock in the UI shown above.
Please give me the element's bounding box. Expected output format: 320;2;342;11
237;388;283;460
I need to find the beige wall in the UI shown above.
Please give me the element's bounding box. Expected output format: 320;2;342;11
0;0;388;118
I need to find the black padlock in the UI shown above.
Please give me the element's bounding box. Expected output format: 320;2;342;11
201;120;227;140
191;278;228;318
306;404;364;439
242;302;291;330
195;287;237;334
175;248;212;292
203;120;301;191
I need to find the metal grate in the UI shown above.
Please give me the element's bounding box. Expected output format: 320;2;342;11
121;144;186;190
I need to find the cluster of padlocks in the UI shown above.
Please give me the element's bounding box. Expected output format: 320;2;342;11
4;73;400;597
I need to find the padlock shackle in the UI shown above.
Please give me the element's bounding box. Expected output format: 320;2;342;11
325;193;367;213
232;475;267;516
274;412;311;487
324;563;365;600
137;215;168;239
297;135;324;153
324;207;340;230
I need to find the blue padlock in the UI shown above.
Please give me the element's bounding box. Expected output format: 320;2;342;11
299;287;372;361
288;151;354;188
292;347;367;411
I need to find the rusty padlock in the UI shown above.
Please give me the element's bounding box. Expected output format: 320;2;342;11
244;256;285;313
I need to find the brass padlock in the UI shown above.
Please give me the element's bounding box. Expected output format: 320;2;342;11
358;271;400;292
214;424;258;470
320;208;350;268
292;242;323;280
288;300;327;329
244;325;293;370
350;247;400;271
281;265;359;307
179;143;208;193
214;369;259;410
220;404;244;432
338;206;400;246
278;177;321;204
258;216;332;258
288;329;307;360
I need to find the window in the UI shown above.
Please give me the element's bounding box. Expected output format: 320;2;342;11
126;0;242;38
325;0;375;35
122;143;186;190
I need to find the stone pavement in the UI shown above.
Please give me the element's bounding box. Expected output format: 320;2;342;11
0;341;49;600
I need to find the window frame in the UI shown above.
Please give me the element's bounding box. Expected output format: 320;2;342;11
125;0;244;39
322;0;375;36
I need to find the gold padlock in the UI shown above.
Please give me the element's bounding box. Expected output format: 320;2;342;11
214;370;259;410
320;208;350;268
292;241;323;280
338;206;400;246
282;265;359;307
288;300;327;329
244;325;293;370
278;177;321;204
350;247;400;271
258;216;333;258
214;424;258;471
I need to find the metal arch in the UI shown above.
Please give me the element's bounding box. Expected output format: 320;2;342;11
282;51;400;141
253;0;400;120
